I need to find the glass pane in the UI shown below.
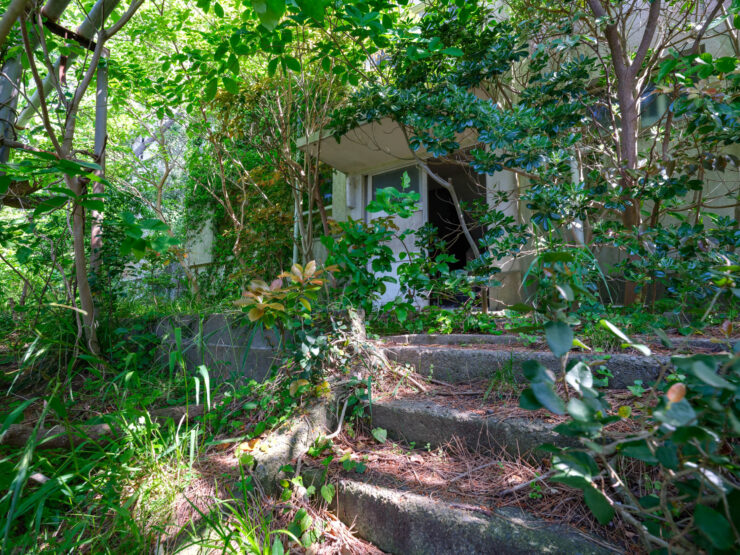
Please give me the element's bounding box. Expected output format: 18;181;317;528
372;166;420;198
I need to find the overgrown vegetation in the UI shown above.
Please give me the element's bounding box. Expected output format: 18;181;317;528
1;0;739;552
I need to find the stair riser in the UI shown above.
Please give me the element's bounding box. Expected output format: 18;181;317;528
333;479;615;555
371;400;575;459
384;346;664;389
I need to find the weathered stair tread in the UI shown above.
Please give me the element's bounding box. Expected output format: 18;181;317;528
331;478;617;555
382;344;666;389
371;396;573;458
381;332;729;352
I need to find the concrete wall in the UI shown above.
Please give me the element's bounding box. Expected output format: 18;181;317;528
152;313;282;383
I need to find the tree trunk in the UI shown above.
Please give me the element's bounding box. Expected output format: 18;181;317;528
69;176;100;355
0;0;31;50
15;0;120;129
617;90;641;305
90;57;108;274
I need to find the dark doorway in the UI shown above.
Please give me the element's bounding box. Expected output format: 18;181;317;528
426;163;486;306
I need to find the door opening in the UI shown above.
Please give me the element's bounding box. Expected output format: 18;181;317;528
426;163;486;307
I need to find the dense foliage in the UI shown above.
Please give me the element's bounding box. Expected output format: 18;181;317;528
0;0;739;552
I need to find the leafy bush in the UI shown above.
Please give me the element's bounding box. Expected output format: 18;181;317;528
520;321;740;552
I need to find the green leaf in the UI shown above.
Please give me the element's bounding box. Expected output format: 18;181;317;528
320;483;335;504
295;0;327;21
565;362;592;393
284;56;301;72
623;342;651;356
621;440;658;464
395;306;407;323
652;327;673;348
441;47;464;56
270;538;284;555
714;56;737;73
531;381;565;414
567;398;593;422
33;196;68;216
267;57;279;76
0;174;11;195
371;427;387;443
0;398;37;442
252;0;285;31
213;2;224;17
583;486;614;524
656;442;679;470
519;388;542;411
694;504;734;550
654;398;697;427
545;321;573;358
15;246;32;264
80;199;104;212
204;78;218;103
728;489;740;531
672;355;734;390
599;319;630;343
223;76;240;95
522;360;555;383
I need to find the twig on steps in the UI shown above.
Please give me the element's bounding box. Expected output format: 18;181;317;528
497;469;556;496
386;365;428;392
326;397;350;440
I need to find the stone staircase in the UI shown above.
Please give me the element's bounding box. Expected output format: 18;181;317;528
186;328;722;553
293;333;673;554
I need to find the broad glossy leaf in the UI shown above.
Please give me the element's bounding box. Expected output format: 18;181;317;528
672;355;734;390
565;361;592;393
531;381;565;414
545;321;572;358
295;0;327;21
656;442;679;470
252;0;285;31
584;486;615;525
566;398;592;422
33;196;68;216
694;504;733;549
522;360;555;383
621;439;658;464
204;78;218;102
654;398;697;428
519;388;542;411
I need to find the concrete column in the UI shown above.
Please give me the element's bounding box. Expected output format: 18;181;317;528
486;171;523;306
331;170;347;222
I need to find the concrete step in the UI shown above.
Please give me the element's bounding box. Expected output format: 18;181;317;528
381;332;729;352
382;344;665;389
371;397;575;460
328;478;616;555
245;397;620;554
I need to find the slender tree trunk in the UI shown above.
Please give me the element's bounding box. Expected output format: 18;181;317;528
0;0;31;49
15;0;120;129
68;176;100;354
617;88;641;305
90;56;108;274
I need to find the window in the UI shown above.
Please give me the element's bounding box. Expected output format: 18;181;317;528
371;165;420;199
640;84;669;127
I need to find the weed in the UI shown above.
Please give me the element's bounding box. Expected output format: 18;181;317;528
484;354;517;400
